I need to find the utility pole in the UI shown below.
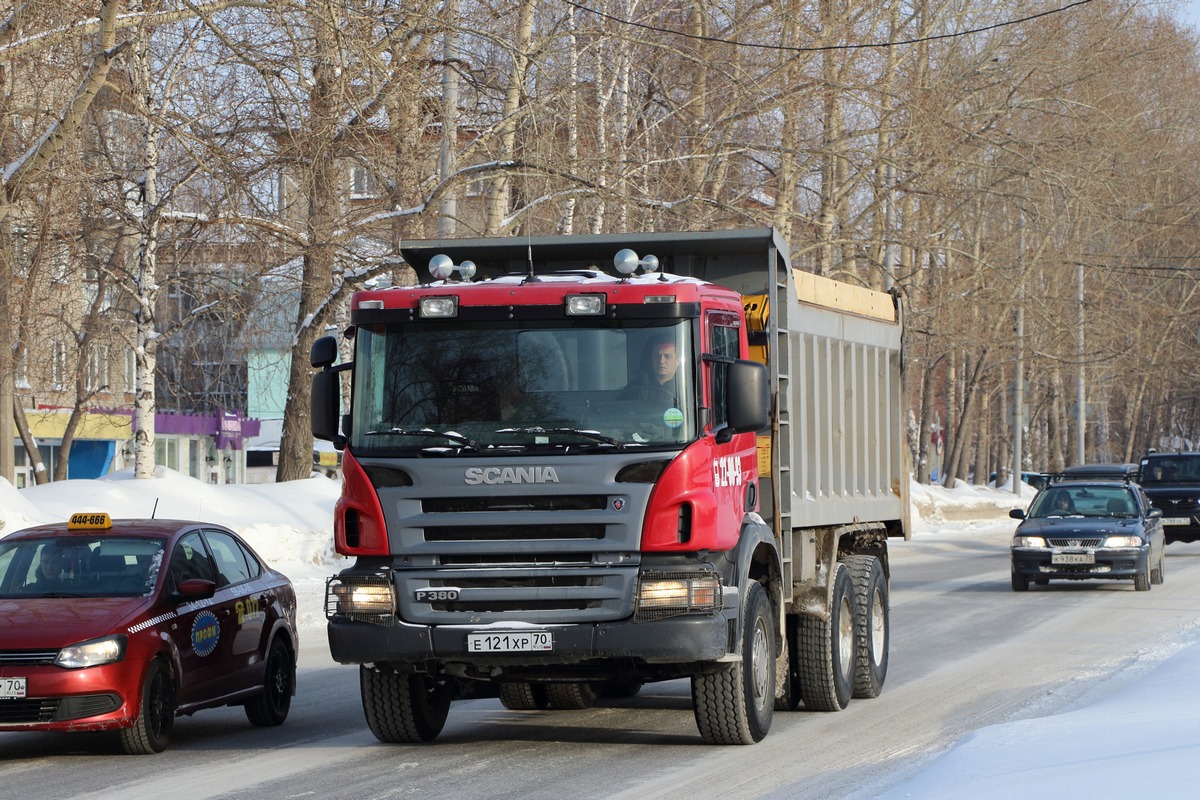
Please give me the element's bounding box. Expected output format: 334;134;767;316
1012;217;1025;495
1075;261;1086;463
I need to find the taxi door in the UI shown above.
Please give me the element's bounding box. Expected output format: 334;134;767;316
167;531;240;706
201;529;267;685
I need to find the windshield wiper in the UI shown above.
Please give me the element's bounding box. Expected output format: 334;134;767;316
497;426;623;449
365;427;482;451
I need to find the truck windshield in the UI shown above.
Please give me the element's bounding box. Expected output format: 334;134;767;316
349;320;696;453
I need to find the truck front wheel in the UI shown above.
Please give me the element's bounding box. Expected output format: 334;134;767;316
797;562;856;711
691;579;775;744
360;665;452;743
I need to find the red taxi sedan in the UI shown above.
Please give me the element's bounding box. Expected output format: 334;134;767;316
0;513;298;754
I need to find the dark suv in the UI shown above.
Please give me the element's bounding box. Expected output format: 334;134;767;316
1137;453;1200;544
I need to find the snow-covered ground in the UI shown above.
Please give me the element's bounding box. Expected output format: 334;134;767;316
2;469;1197;798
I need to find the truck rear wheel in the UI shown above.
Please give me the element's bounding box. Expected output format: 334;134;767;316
691;579;775;744
797;562;855;711
499;682;549;710
545;682;599;709
360;665;452;743
844;555;889;699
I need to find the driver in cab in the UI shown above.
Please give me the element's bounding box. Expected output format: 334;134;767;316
620;334;681;406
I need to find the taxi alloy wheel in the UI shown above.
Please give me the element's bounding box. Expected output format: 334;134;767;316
246;636;295;727
120;659;175;755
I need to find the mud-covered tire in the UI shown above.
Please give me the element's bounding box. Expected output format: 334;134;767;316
499;682;549;710
775;613;801;711
545;682;598;710
692;579;775;744
360;665;452;743
245;636;295;727
843;555;889;699
797;562;855;712
119;658;175;755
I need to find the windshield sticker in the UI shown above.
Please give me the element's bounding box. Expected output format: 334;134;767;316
663;408;684;429
191;610;220;657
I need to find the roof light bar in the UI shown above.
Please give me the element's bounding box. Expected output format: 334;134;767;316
566;294;606;316
419;296;459;318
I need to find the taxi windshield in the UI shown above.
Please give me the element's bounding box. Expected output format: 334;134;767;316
0;537;165;599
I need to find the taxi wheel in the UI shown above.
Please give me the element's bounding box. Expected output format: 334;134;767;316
120;659;175;755
246;636;295;727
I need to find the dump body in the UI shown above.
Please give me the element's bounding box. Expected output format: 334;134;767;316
313;227;908;744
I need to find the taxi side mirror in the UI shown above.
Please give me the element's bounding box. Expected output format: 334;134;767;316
176;578;216;600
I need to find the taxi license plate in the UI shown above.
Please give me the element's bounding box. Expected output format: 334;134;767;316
1162;517;1189;526
467;631;553;653
0;677;27;699
1052;553;1094;565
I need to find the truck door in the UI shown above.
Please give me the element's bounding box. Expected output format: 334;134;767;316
705;311;759;534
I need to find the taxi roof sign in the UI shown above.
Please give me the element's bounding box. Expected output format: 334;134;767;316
68;512;113;530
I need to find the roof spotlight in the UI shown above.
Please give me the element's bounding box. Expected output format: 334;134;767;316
428;254;476;282
614;249;661;276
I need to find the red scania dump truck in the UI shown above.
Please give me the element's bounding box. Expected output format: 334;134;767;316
311;228;909;745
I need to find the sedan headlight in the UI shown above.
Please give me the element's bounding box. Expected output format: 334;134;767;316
1013;536;1046;548
1102;535;1145;548
55;635;126;669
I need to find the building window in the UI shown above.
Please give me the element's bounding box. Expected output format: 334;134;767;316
51;340;69;390
349;165;377;199
86;344;110;392
125;347;136;392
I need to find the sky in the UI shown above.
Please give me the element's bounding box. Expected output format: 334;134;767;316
2;469;1199;797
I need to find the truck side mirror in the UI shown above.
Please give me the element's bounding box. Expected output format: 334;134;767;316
311;335;339;368
312;369;342;445
726;360;770;434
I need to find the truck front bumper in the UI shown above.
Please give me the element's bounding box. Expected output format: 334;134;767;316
327;609;734;668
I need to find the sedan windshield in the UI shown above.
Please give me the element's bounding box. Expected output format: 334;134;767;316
1029;486;1138;519
0;537;164;598
349;319;696;453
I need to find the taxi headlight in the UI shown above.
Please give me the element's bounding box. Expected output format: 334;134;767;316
56;635;126;669
1103;535;1144;548
1013;536;1046;548
635;571;722;622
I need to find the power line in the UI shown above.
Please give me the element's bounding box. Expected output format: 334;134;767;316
561;0;1095;53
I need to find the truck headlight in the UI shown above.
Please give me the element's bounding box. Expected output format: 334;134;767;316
326;575;396;625
56;635;126;669
635;571;722;622
1013;536;1046;548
